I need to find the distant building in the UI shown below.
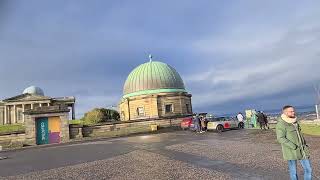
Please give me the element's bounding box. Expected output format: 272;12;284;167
0;86;75;125
119;57;192;121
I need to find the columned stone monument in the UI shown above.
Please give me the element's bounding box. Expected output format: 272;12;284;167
0;86;75;125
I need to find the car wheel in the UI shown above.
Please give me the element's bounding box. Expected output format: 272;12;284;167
216;125;224;133
238;122;244;129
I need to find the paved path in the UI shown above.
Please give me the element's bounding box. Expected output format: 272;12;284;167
0;129;319;179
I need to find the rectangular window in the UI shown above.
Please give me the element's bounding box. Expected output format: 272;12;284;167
165;104;173;113
137;107;144;116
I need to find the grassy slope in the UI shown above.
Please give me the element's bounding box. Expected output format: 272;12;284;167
268;123;320;136
0;124;25;134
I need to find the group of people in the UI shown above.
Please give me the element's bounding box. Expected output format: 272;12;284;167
193;115;207;133
256;111;270;130
194;106;313;179
236;110;270;130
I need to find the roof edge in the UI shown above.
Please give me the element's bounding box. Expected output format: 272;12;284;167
122;88;187;99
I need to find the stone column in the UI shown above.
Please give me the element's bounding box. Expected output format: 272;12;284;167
31;103;34;109
47;103;50;106
127;98;131;121
7;105;11;124
22;104;25;122
72;104;75;120
39;103;42;107
179;96;183;114
13;105;17;124
4;105;7;124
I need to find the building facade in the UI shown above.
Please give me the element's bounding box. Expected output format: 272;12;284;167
119;59;192;121
0;86;75;125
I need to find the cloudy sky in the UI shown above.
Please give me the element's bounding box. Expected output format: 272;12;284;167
0;0;319;117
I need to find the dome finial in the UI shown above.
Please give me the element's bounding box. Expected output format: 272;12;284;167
149;54;153;62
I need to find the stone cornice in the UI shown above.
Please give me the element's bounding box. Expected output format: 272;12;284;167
24;105;70;115
2;93;52;102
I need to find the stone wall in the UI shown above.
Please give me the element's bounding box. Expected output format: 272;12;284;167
0;117;187;149
119;92;192;121
69;124;83;139
24;105;70;146
127;95;159;120
24;112;70;145
70;117;185;139
0;133;25;149
157;94;192;118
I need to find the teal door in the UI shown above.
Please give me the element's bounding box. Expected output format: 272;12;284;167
36;117;49;145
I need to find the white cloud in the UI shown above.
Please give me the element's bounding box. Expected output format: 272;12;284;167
187;16;320;108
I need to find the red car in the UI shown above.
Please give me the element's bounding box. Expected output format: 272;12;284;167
180;117;193;130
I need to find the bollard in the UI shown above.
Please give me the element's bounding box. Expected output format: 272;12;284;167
150;124;158;131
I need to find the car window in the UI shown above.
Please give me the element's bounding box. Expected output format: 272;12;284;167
207;117;218;122
215;117;225;121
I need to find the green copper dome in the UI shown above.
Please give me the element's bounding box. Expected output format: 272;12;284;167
123;61;186;98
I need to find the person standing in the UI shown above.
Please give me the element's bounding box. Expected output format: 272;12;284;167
237;112;244;122
257;111;266;130
193;114;201;133
276;105;312;180
200;116;206;133
237;112;245;128
261;111;270;129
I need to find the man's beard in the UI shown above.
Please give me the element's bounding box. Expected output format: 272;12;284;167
287;114;296;118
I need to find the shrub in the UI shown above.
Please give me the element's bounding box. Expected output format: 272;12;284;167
82;108;104;125
82;108;120;125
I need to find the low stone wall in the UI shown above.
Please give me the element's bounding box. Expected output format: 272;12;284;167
0;117;185;149
0;132;26;149
70;117;184;139
69;124;83;139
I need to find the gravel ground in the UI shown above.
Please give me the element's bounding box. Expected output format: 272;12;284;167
0;129;319;180
1;150;231;180
166;130;320;180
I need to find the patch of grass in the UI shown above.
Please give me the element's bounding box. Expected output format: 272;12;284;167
268;123;276;129
69;119;84;125
0;124;25;134
300;124;320;136
271;123;320;136
69;119;96;125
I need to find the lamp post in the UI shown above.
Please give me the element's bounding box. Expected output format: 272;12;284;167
314;84;320;120
316;104;319;120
